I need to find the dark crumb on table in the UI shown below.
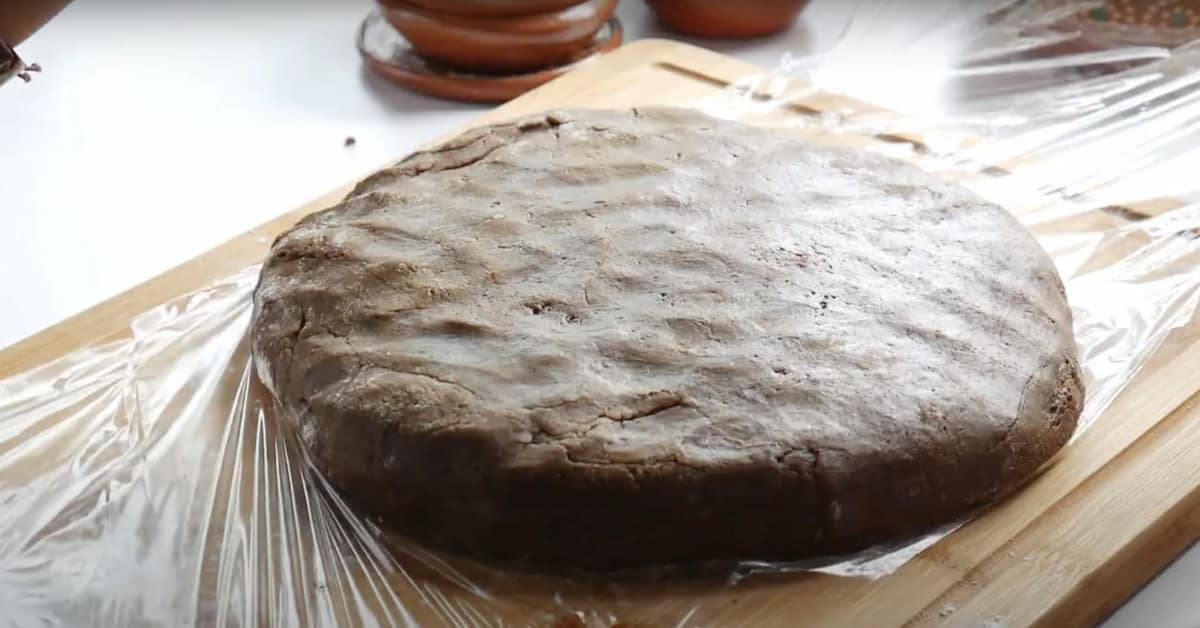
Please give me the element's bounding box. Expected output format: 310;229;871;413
16;62;42;82
344;136;357;147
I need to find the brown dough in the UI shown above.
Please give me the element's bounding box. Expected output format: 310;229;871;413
251;107;1083;572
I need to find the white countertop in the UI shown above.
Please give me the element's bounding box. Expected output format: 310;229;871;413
1;1;1196;625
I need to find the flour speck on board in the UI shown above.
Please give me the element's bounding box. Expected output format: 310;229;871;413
982;617;1009;628
938;604;956;618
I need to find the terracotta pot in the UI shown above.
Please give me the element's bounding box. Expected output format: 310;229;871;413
381;0;617;73
1;0;74;46
645;0;809;39
378;0;587;18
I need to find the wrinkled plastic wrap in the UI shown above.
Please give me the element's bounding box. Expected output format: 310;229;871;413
5;2;1200;626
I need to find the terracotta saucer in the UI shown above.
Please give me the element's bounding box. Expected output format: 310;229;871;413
357;10;623;103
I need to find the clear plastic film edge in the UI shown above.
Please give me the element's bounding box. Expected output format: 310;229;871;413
4;1;1200;625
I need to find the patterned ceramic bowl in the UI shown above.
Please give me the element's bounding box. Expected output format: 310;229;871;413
1045;0;1200;48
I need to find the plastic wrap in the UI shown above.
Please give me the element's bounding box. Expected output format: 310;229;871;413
5;2;1200;626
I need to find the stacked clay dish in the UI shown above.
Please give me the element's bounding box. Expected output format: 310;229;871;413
378;0;619;74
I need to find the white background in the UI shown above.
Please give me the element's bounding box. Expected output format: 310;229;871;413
1;1;1197;625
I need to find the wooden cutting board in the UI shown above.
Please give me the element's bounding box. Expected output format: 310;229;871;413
4;39;1200;628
